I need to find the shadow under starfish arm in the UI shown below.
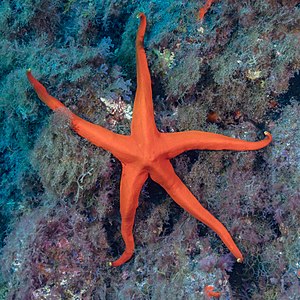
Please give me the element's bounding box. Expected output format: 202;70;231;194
161;130;272;159
26;69;133;161
150;160;244;262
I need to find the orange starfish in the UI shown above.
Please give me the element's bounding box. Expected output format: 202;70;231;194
204;285;221;299
199;0;215;21
27;13;272;267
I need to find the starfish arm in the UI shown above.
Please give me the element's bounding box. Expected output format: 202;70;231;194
26;69;134;161
199;0;214;21
131;13;158;139
150;160;243;262
161;130;272;159
110;163;148;267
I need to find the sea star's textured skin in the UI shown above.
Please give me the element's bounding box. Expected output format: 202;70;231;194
27;13;272;267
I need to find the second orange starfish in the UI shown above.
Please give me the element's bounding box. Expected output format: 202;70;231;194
27;13;272;267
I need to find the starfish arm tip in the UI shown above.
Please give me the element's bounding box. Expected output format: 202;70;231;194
264;131;271;137
26;69;34;81
263;131;272;142
108;261;113;267
137;12;145;19
237;257;243;263
26;68;35;85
